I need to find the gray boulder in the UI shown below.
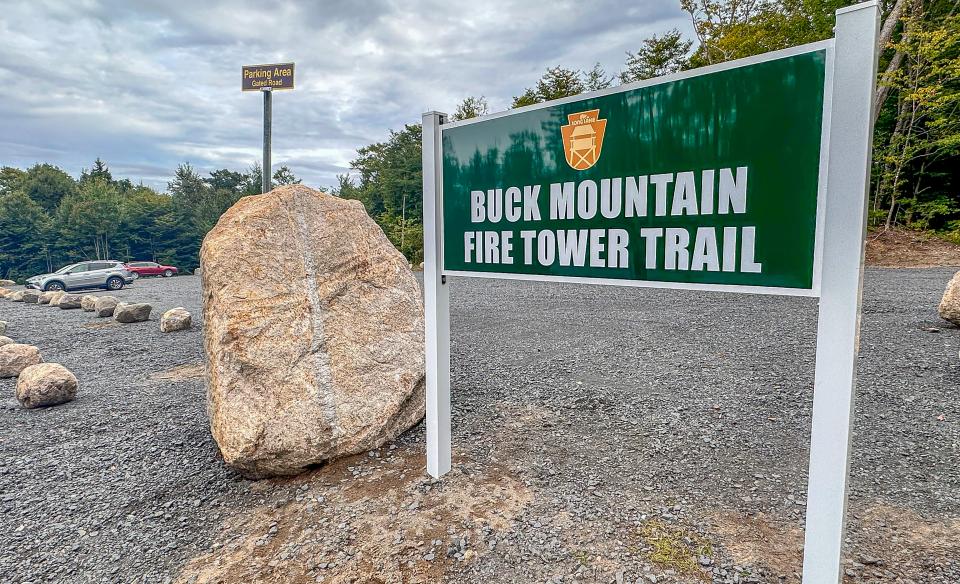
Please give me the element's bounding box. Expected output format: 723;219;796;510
80;295;98;311
58;294;83;309
0;344;43;378
160;307;191;332
94;296;119;317
16;363;77;408
22;290;41;304
114;302;152;323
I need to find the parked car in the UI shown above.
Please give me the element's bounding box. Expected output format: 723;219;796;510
124;261;179;278
26;261;135;292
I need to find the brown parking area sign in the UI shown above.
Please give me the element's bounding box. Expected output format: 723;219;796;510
242;63;295;91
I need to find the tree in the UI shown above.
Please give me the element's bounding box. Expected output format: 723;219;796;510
512;66;586;107
583;63;615;91
168;163;207;211
272;166;302;186
681;0;848;67
622;29;693;82
0;191;50;280
54;178;122;260
874;5;960;230
19;163;76;213
344;124;424;257
206;168;246;194
80;157;113;184
0;167;25;196
452;96;490;121
242;162;264;196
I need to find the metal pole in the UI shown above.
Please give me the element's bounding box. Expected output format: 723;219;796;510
262;87;272;193
422;111;451;478
802;2;879;582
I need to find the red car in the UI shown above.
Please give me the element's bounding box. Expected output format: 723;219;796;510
124;261;179;278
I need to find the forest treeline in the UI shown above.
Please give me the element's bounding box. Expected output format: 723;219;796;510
1;0;957;281
0;160;300;280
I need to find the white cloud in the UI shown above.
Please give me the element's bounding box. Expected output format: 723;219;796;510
0;0;692;190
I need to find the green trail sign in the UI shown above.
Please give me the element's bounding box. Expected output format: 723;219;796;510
424;5;882;581
440;49;827;295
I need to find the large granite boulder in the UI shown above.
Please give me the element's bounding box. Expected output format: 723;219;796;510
0;344;43;378
80;295;98;311
160;307;191;332
10;291;25;302
114;302;152;323
16;363;78;408
0;288;11;298
939;271;960;325
201;184;425;478
58;294;83;309
22;290;41;304
94;296;119;317
0;279;15;287
47;291;67;306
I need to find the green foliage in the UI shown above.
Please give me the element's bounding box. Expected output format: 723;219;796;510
272;165;301;186
20;163;77;213
452;96;490;121
0;158;285;281
622;29;692;82
512;66;587;107
0;191;51;280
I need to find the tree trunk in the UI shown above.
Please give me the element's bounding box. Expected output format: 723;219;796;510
879;0;908;52
873;0;914;122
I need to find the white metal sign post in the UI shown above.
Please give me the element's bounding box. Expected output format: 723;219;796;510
802;4;880;582
422;2;879;581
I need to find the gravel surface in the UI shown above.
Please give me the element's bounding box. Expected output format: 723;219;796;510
0;269;958;584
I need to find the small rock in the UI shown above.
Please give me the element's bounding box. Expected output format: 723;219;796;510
58;294;83;309
0;336;13;347
114;302;152;323
160;307;191;332
0;344;43;378
95;296;119;317
0;321;6;334
80;295;99;311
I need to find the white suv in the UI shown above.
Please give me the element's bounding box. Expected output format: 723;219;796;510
26;261;135;292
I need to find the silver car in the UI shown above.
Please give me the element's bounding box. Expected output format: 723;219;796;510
26;260;135;292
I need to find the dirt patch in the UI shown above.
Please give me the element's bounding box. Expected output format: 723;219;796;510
865;229;960;268
150;362;205;381
709;503;960;582
843;503;960;582
710;512;803;581
175;446;531;584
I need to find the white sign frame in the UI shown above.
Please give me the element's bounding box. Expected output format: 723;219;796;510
420;3;879;582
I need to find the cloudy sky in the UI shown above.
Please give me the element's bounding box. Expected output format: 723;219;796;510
0;0;693;191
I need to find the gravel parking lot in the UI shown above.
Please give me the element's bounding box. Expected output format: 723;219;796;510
1;269;958;583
